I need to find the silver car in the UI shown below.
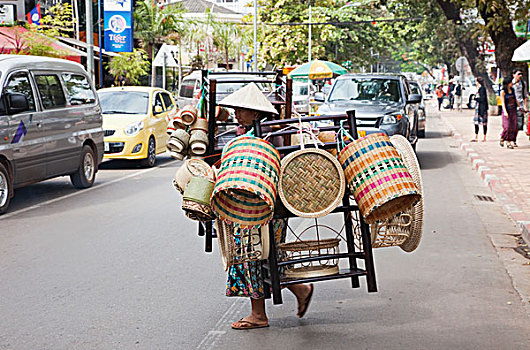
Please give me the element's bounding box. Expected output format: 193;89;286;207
0;55;103;214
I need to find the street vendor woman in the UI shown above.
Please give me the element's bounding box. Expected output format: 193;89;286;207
218;83;314;330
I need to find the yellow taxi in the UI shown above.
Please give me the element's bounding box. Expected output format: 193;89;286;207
97;86;177;167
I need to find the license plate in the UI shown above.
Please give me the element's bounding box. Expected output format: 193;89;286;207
104;142;109;152
357;130;366;137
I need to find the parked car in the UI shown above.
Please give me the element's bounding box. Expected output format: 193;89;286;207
315;73;421;146
409;81;426;138
0;55;104;214
292;81;316;115
97;86;176;167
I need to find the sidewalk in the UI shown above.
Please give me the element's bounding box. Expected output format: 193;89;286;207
435;103;530;247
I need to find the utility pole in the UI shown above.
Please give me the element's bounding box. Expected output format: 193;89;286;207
308;2;312;62
253;0;258;71
85;0;95;82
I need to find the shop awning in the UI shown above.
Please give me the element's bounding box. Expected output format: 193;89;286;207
0;26;84;63
56;36;120;58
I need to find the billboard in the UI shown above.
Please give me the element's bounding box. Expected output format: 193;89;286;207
0;4;15;25
104;0;133;52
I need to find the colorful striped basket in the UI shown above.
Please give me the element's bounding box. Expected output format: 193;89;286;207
338;133;420;224
211;136;281;228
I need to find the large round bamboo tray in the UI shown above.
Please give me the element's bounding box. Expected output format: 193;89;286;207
279;148;345;218
390;135;424;252
338;133;420;224
277;238;340;278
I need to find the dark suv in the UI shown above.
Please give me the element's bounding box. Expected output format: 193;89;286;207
315;73;421;146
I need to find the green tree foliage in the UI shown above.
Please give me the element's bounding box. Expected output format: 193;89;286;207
37;3;75;38
134;0;185;86
255;1;393;69
212;21;239;68
106;49;150;86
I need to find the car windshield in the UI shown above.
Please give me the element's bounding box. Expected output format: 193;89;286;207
98;91;149;114
329;78;402;103
214;76;273;94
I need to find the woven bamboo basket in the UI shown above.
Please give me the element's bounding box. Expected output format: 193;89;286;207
173;159;215;194
338;133;421;224
211;136;280;228
279;148;345;218
182;200;215;221
179;105;198;125
215;220;269;271
277;238;340;278
369;135;424;250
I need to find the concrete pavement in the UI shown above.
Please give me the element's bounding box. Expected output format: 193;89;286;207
436;103;530;248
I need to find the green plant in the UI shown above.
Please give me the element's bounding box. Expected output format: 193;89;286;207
106;49;150;85
22;31;68;58
37;3;74;38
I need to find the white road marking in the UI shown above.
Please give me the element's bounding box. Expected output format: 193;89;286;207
196;298;246;350
0;160;177;220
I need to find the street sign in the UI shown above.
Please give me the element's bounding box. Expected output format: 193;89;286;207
153;44;179;67
455;56;468;73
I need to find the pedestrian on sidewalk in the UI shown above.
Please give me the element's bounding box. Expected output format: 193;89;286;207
436;85;444;111
448;77;455;110
512;69;528;143
472;77;488;142
500;76;520;149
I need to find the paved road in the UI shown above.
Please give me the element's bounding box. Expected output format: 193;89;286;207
1;111;529;349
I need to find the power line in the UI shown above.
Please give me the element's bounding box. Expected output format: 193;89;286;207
239;17;424;26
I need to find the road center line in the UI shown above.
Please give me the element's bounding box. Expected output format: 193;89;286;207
0;160;177;220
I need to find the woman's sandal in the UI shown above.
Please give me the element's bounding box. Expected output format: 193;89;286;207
231;318;269;330
499;140;504;147
507;144;514;149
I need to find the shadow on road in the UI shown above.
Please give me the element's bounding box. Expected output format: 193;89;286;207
99;155;175;170
417;150;453;170
425;130;451;139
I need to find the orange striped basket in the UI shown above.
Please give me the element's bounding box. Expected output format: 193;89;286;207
338;133;420;224
211;136;280;228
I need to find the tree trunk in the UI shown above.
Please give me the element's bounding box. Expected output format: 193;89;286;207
151;44;156;87
476;0;526;78
225;47;229;70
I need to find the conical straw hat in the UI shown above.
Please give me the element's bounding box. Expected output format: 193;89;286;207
219;82;278;114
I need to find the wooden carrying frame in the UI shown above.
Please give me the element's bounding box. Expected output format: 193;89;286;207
196;71;377;304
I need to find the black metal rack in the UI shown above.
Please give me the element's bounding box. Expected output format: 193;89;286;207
196;71;377;304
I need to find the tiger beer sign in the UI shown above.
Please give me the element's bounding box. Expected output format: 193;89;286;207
104;0;133;52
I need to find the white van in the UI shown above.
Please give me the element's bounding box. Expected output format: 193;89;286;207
0;55;104;214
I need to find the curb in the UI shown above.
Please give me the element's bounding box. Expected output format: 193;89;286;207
441;116;530;248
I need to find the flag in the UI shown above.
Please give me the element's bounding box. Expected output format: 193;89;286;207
26;4;42;25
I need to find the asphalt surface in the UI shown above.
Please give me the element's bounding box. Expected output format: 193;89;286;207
1;110;529;349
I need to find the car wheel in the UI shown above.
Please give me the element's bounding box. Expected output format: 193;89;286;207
70;145;96;189
141;137;156;168
467;95;476;109
0;163;12;214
